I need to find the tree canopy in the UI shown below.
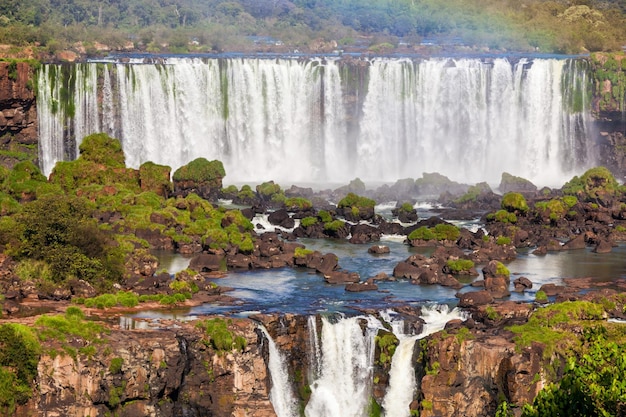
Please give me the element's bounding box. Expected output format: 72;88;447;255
0;0;624;54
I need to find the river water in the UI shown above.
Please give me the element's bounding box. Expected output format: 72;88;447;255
148;233;626;318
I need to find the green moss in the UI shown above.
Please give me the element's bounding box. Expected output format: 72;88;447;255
109;357;124;374
563;167;619;200
323;219;345;232
337;192;376;209
284;197;312;211
78;133;126;167
139;161;172;195
197;318;247;352
256;181;282;197
495;261;510;278
496;236;512;245
446;259;475;273
294;247;314;258
501;192;529;214
172;158;225;182
3;160;47;199
507;301;605;357
408;223;460;241
375;331;398;366
0;323;41;412
535;290;548;302
300;216;318;227
318;210;333;223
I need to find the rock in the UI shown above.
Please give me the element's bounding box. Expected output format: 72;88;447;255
562;234;586;250
349;223;381;244
189;253;225;272
268;209;293;228
593;239;613;253
226;253;252;269
499;172;537;193
513;276;533;292
458;290;494;307
484;276;510;298
345;281;378;292
393;262;422;280
324;271;360;284
368;245;390;254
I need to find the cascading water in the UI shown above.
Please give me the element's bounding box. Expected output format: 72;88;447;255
381;305;468;417
259;326;299;417
37;56;593;186
304;315;382;417
255;307;464;417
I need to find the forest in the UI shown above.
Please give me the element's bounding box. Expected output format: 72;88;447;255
0;0;625;56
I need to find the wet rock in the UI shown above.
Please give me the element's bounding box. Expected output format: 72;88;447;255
368;245;390;254
324;271;360;284
562;234;586;250
349;223;381;244
345;281;378;292
458;290;494;307
189;253;225;272
513;276;533;292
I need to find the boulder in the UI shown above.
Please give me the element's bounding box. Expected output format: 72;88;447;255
345;281;378;292
189;253;225;272
458;290;494;307
513;276;533;292
324;271;360;284
368;245;390;254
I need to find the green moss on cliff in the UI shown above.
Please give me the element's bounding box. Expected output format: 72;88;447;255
172;158;225;183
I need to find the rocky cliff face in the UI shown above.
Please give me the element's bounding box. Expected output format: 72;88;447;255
20;319;276;417
0;61;38;169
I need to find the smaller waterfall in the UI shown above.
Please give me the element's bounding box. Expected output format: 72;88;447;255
305;315;383;417
382;305;468;417
259;326;299;417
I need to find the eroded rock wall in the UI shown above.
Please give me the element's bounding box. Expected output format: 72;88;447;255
0;61;38;168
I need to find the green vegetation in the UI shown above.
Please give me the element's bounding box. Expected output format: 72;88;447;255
300;216;318;227
375;331;398;366
455;182;491;204
562;166;620;200
501;192;529;214
407;223;460;242
8;194;125;289
0;323;41;413
109;357;124;374
507;301;605;357
338;193;376;210
496;236;512;245
284;197;312;211
172;158;225;183
495;261;510;278
520;327;626;416
535;290;548;303
294;247;314;258
0;0;624;55
323;219;346;232
446;259;475;273
197;318;247;352
488;209;518;224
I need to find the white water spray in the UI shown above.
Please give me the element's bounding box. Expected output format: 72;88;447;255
304;315;383;417
382;305;468;417
38;57;593;186
259;326;299;417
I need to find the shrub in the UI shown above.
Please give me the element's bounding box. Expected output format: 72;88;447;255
294;247;314;258
197;318;247;352
337;192;376;209
300;216;318;227
318;210;333;223
495;261;510;277
284;197;312;210
172;158;225;182
408;224;460;241
0;324;41;412
109;357;124;374
408;226;436;241
256;181;281;197
324;220;345;232
496;236;512;245
501;192;529;213
78;133;126;167
446;259;475;273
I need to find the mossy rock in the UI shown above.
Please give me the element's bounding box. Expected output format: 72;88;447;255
78;133;126;168
2;160;47;201
256;181;282;200
501;192;529;214
562;166;619;202
499;172;537;193
50;159;140;193
172;158;225;200
139;161;172;197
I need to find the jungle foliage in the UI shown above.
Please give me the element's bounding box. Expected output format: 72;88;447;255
0;0;624;55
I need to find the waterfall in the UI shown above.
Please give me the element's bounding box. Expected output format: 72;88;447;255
259;326;299;417
381;305;468;417
37;56;593;187
304;315;383;417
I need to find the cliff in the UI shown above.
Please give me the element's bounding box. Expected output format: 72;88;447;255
0;61;38;169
